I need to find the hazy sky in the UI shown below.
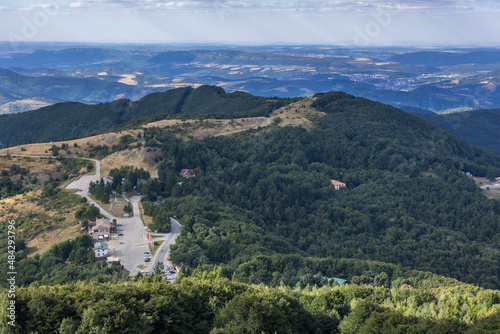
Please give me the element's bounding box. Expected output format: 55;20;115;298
1;0;499;45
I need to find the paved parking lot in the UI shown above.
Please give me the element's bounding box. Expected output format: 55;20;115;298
111;195;153;275
66;160;180;276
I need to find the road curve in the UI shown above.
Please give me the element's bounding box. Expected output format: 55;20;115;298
64;159;111;218
1;153;183;276
0;154;106;215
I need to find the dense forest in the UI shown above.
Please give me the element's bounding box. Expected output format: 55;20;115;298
0;85;294;146
89;166;150;203
138;92;500;289
415;108;500;152
2;270;500;333
2;91;500;332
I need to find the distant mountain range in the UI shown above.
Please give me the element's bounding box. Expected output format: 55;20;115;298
390;50;500;67
0;68;149;111
1;45;500;113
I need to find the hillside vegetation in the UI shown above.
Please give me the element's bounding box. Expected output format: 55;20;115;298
138;92;500;290
415;108;500;152
2;272;500;333
0;85;293;146
2;89;500;332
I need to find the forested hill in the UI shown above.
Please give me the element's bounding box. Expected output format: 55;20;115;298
138;91;500;290
414;108;500;152
2;91;500;332
0;85;292;146
5;273;500;333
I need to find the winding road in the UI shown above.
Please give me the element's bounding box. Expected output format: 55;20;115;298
64;159;180;276
0;153;181;276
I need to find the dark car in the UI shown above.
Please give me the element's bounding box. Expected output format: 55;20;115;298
145;258;151;262
118;233;123;236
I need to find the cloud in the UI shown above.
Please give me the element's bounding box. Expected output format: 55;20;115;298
55;0;493;16
18;4;59;11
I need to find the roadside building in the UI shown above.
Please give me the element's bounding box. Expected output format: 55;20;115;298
331;180;346;190
94;242;108;261
103;175;114;184
180;169;196;178
92;218;115;240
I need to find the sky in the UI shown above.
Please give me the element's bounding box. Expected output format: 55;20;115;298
0;0;500;46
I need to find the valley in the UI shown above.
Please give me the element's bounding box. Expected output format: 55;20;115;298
1;45;500;114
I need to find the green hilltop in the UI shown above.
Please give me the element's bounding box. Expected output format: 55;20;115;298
0;85;293;146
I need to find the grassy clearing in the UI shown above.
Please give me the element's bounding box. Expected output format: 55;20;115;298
0;155;87;191
100;146;159;178
108;195;133;218
269;98;326;130
0;189;84;240
136;264;148;270
148;240;164;256
139;201;154;227
0;130;140;159
26;224;82;257
421;172;439;178
143;117;271;141
483;188;500;200
87;193;132;218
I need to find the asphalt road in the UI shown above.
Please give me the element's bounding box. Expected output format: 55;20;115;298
67;171;160;275
481;184;500;189
111;195;154;275
2;153;181;277
146;218;181;275
66;167;180;276
64;159;110;217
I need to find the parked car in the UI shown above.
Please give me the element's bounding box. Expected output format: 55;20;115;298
118;233;123;236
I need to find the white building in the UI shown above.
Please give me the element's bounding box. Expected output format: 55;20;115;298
94;242;108;260
331;180;346;190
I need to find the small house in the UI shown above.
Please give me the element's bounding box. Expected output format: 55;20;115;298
103;175;114;184
92;218;115;233
94;242;108;260
180;169;196;178
331;180;346;190
92;219;115;240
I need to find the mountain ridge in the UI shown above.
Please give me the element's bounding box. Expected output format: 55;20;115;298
0;85;292;146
